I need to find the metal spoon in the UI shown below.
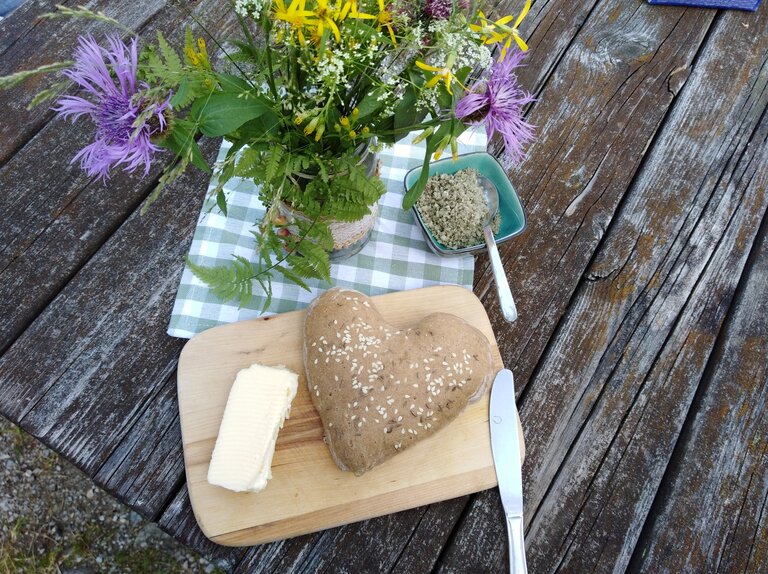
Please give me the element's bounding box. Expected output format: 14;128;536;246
478;176;518;323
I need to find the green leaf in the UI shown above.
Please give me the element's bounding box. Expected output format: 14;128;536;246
266;146;284;183
355;85;386;120
216;189;228;216
156;31;182;77
256;275;273;313
307;219;334;251
155;119;209;173
191;92;273;137
170;80;190;108
216;73;253;93
234;147;262;178
403;163;429;210
186;255;256;306
275;264;311;291
402;123;453;209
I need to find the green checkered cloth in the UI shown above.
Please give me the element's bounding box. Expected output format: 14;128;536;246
167;130;487;339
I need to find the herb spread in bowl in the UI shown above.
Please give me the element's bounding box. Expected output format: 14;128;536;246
416;168;501;250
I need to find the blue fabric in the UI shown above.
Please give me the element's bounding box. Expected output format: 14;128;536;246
0;0;24;17
648;0;761;10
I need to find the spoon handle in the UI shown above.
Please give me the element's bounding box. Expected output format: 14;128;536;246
483;225;518;323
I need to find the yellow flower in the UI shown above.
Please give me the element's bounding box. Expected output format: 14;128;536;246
303;115;320;136
185;37;210;69
415;55;463;95
185;46;199;66
339;115;350;127
197;38;208;59
274;0;315;44
433;135;451;160
307;0;342;43
339;0;375;20
470;0;531;60
374;0;397;46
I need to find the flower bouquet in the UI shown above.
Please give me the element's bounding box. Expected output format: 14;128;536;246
1;0;535;308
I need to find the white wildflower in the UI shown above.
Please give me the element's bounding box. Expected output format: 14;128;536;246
428;19;450;35
427;32;493;72
316;52;347;87
235;0;269;20
417;86;439;113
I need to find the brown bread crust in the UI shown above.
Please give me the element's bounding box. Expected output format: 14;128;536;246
304;288;494;475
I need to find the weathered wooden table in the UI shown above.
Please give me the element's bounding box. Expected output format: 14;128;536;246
2;0;767;572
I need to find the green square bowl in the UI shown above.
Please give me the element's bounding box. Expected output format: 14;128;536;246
404;152;528;257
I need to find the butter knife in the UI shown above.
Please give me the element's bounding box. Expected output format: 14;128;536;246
490;369;527;574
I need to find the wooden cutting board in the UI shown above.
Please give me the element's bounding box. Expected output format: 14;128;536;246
177;285;524;546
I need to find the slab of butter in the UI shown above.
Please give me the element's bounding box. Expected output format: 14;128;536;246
207;363;299;493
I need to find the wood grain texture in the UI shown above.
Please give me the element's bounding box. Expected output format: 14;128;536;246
441;5;768;573
177;286;517;545
0;0;239;519
476;1;716;396
0;0;766;570
629;223;768;573
0;0;239;356
91;373;185;519
158;486;248;572
0;120;169;355
0;0;167;164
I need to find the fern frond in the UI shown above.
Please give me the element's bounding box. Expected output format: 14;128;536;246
275;264;311;291
186;255;256;306
266;146;284;183
157;31;183;79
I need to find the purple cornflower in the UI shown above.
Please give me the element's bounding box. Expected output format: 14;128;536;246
424;0;452;20
455;51;535;166
55;35;171;180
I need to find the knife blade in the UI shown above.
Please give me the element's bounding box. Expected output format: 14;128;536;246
490;369;527;574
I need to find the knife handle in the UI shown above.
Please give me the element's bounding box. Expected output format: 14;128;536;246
505;515;527;574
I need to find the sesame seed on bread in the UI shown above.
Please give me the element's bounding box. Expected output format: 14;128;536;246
304;287;494;475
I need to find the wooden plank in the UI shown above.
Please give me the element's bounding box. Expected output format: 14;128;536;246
231;532;326;574
91;373;185;519
0;120;170;355
0;156;195;455
0;0;167;164
387;496;469;573
0;0;59;55
439;6;768;573
158;486;247;572
475;2;715;395
0;0;238;355
630;224;768;572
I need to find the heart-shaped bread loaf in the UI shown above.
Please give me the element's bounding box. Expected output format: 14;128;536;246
304;288;494;475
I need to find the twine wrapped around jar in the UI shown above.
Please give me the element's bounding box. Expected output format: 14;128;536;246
279;141;382;259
